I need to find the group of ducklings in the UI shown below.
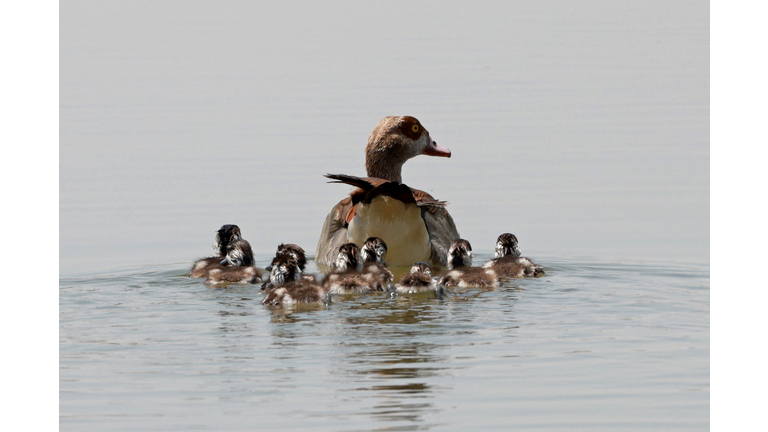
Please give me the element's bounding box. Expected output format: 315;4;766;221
190;225;543;306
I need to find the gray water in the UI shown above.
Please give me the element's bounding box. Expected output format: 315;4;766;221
60;255;708;431
60;1;709;430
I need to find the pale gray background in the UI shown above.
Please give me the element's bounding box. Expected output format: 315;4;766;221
60;0;708;277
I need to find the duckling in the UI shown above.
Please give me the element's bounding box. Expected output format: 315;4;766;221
191;224;241;278
395;262;444;295
360;236;387;265
261;255;329;306
482;233;544;278
359;237;394;291
275;243;308;272
205;239;264;285
268;243;318;283
333;243;362;272
494;233;522;258
438;239;499;288
265;253;300;285
322;243;377;295
261;252;301;291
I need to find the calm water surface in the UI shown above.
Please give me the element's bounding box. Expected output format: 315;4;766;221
60;254;708;431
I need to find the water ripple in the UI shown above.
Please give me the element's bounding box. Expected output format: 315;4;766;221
60;256;708;431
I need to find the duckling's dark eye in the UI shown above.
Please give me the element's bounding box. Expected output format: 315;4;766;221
411;124;419;133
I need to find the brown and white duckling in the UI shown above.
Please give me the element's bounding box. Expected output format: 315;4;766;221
275;243;308;272
360;236;387;266
395;262;445;296
261;254;329;306
316;116;460;268
360;237;395;291
266;243;317;283
482;233;544;278
494;233;522;258
438;239;499;288
261;251;300;291
263;254;300;287
322;243;377;295
191;224;241;278
333;242;362;272
205;239;264;285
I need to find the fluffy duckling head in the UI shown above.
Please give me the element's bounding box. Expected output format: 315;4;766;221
410;262;433;277
335;243;361;272
214;224;242;256
446;239;473;270
220;239;255;267
361;237;388;266
276;243;307;271
495;233;522;258
267;254;301;287
395;262;444;296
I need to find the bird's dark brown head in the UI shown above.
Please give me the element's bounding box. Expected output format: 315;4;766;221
276;243;307;271
335;243;361;272
221;239;255;267
361;237;388;265
495;233;521;258
409;262;433;277
267;254;300;287
447;239;473;269
215;224;242;256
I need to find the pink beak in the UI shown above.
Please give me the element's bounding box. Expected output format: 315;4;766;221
423;137;451;158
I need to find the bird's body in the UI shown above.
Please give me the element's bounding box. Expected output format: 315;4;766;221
316;116;459;268
439;239;499;288
261;254;329;306
190;224;242;278
204;239;263;285
395;262;443;295
322;243;378;295
482;233;544;278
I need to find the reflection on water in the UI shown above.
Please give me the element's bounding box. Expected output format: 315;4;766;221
343;341;446;425
336;305;453;424
256;275;517;426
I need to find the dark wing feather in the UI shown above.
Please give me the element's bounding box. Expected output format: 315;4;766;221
411;188;448;210
325;173;417;205
324;174;387;191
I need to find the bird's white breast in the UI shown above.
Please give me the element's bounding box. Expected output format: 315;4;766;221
347;196;430;267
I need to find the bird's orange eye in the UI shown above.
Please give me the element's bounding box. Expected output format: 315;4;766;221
411;124;419;133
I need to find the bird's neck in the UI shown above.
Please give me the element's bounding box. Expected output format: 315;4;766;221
365;146;407;183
